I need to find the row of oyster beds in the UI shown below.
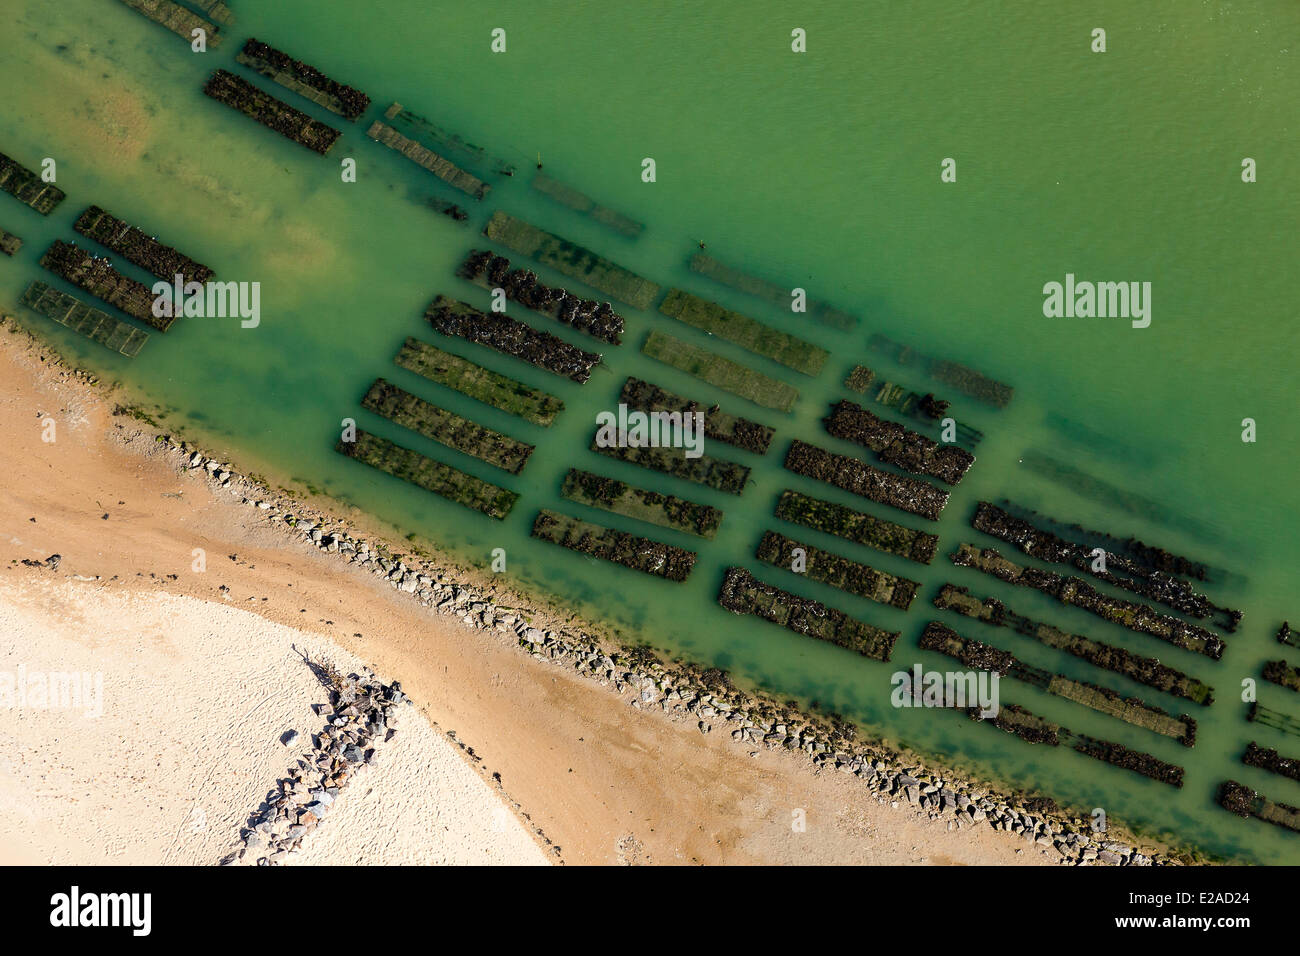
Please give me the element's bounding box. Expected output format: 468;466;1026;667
159;429;1172;866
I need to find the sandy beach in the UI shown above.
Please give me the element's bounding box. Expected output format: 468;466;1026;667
0;316;1075;865
0;577;549;866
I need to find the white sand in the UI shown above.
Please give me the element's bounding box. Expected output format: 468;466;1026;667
0;577;549;866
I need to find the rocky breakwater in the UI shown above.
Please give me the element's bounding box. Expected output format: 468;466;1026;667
227;663;409;866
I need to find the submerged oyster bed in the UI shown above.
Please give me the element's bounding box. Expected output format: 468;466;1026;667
1249;703;1300;738
368;121;489;198
1218;781;1300;834
964;703;1184;787
530;509;696;581
1262;660;1300;694
755;530;919;609
0;229;21;257
994;499;1215;583
384;102;513;176
620;377;774;455
972;502;1240;630
484;211;660;310
590;431;750;495
657;288;828;375
950;543;1226;660
823;398;975;485
40;240;175;332
203;70;339;154
74;205;214;285
336;429;517;519
869;333;1013;409
919;621;1196;746
561;468;722;539
1070;735;1185;788
361;378;534;475
459;249;624;344
844;365;983;449
1277;622;1299;649
774;489;939;564
1019;450;1218;544
1242;742;1300;783
427;198;469;223
117;0;222;46
393;337;563;426
531;171;643;238
236;38;371;120
0;149;65;214
933;584;1213;706
425;295;601;383
784;439;949;521
687;251;858;331
189;0;232;26
20;281;149;357
717;567;898;662
642;330;799;412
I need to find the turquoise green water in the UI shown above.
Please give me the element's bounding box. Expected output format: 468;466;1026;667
2;0;1298;862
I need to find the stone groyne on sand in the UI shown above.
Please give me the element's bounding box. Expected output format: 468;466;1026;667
228;665;410;865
